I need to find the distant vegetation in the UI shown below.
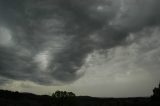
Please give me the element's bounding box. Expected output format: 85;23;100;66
151;83;160;100
52;91;76;106
0;83;160;106
52;90;76;98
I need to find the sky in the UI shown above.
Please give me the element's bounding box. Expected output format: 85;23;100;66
0;0;160;97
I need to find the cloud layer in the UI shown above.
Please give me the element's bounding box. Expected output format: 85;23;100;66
0;0;160;85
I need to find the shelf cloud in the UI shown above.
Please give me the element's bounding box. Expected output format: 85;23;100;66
0;0;160;85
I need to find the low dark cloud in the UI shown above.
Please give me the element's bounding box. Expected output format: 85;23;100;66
0;0;160;85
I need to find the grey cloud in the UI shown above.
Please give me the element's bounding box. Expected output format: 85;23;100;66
0;0;160;85
0;76;10;85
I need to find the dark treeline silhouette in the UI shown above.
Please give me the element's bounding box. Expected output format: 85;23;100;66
0;90;76;106
151;83;160;101
0;83;160;106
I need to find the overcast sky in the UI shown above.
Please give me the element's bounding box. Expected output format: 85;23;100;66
0;0;160;97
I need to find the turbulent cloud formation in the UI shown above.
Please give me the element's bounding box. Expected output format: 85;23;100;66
0;0;160;85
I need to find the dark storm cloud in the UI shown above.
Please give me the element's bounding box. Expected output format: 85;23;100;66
0;0;160;85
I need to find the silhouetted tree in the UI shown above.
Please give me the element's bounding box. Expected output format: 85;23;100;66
52;91;76;106
52;91;76;98
151;82;160;100
68;92;76;97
